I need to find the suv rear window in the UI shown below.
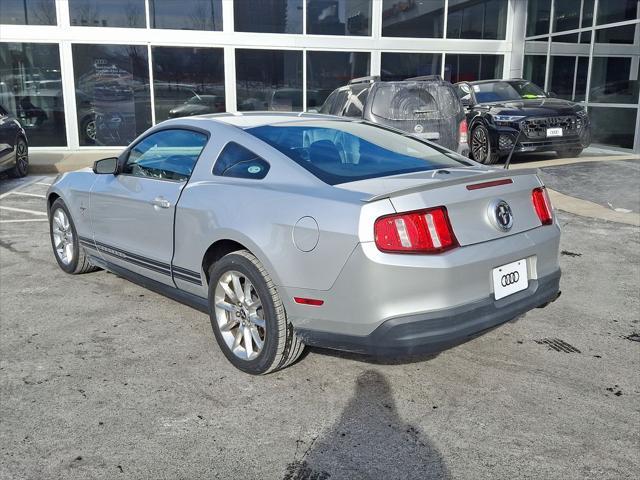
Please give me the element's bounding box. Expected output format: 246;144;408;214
371;83;461;120
246;120;471;185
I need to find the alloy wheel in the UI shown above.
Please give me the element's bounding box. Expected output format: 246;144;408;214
85;120;97;142
214;270;266;361
15;139;28;175
51;208;74;265
471;127;488;163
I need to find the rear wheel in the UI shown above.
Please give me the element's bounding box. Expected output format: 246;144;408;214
49;198;98;274
471;124;500;164
208;250;304;374
8;137;28;178
556;147;583;158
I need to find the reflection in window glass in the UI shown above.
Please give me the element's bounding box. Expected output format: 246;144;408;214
149;0;222;30
581;0;595;27
69;0;146;28
523;55;546;90
553;0;580;32
72;44;151;146
553;33;579;43
307;0;371;36
152;47;225;122
548;56;576;100
574;57;589;102
526;0;551;37
0;43;66;146
597;0;639;26
447;0;507;40
0;0;56;25
595;24;637;44
589;107;637;149
381;52;442;81
580;30;591;44
589;57;638;105
382;0;444;38
306;51;370;109
234;0;303;33
444;54;503;83
236;49;303;112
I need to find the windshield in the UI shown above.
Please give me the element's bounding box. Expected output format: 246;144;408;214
473;81;547;103
246;120;472;185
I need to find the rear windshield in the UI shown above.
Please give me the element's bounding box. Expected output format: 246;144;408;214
473;81;547;103
246;120;471;185
371;83;461;120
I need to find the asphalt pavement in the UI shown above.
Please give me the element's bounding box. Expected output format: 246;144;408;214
0;162;638;480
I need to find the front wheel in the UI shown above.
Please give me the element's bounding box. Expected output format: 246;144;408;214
49;198;98;274
470;125;500;164
8;137;28;178
208;250;304;374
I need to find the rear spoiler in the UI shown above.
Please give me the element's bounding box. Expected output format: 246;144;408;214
364;168;540;202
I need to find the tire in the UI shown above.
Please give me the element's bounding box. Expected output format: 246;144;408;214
208;250;304;374
556;148;583;158
8;137;28;178
470;124;500;165
81;116;97;144
49;198;98;274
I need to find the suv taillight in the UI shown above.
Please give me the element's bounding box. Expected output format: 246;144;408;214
532;187;553;225
374;207;458;253
459;119;468;143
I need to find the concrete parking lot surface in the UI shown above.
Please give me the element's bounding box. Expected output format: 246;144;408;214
1;161;639;479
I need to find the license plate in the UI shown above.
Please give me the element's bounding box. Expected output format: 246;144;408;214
492;259;528;300
546;127;563;137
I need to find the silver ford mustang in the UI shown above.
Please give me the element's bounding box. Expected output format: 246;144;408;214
47;113;561;374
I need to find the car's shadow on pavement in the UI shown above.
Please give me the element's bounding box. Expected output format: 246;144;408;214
284;370;450;480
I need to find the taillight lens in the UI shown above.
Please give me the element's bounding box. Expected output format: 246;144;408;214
532;187;553;225
374;207;458;254
459;119;468;143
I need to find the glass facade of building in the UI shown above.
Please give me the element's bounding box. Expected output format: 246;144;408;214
524;0;640;150
1;0;638;151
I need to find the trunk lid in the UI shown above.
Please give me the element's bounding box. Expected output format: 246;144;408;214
342;167;544;246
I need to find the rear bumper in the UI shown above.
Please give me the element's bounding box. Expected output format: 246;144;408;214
296;269;561;357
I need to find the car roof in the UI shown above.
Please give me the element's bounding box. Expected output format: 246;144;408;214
172;111;351;129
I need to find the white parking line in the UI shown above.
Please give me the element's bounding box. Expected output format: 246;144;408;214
5;191;46;199
0;206;47;216
0;218;48;223
35;182;52;186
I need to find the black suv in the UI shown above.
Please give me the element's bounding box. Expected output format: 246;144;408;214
319;75;469;156
456;79;591;164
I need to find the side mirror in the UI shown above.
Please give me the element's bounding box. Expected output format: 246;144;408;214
93;157;118;175
460;98;472;108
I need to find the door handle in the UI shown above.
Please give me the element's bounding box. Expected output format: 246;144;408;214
151;196;171;209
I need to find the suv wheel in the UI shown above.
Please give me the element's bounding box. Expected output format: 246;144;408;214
471;125;499;164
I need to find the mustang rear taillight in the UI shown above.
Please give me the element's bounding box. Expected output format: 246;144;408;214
532;187;553;225
374;207;458;254
458;119;468;143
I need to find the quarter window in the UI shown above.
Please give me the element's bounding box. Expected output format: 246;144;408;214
123;129;208;181
213;143;270;179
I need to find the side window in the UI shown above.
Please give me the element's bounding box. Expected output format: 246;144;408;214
344;87;369;118
319;90;338;114
213;142;270;180
330;90;350;116
123;129;207;181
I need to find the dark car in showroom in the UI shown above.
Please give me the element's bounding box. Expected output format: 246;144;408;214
320;75;469;156
455;79;591;164
0;105;29;178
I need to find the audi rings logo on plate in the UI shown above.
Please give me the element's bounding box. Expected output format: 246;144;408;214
501;271;520;287
487;199;514;232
